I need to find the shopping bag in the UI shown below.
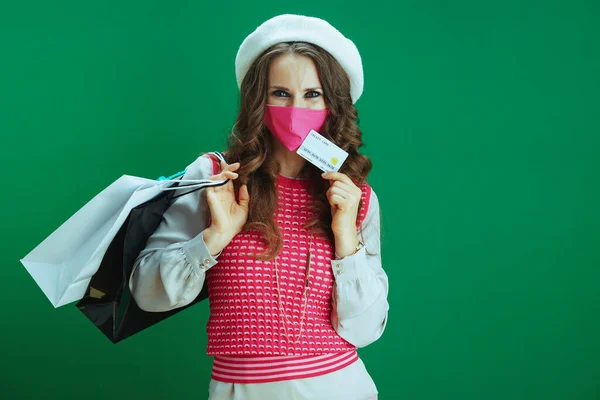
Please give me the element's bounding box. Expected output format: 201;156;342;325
74;151;227;343
20;151;226;308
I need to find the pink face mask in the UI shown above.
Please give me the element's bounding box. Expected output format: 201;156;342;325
263;104;329;151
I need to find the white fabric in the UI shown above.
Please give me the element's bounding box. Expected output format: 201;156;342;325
129;153;389;399
235;14;364;104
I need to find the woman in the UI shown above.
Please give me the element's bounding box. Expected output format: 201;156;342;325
129;14;389;400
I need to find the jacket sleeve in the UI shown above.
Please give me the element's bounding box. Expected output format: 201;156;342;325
128;154;221;312
330;188;389;347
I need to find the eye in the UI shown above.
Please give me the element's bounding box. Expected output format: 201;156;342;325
305;91;322;98
272;90;290;97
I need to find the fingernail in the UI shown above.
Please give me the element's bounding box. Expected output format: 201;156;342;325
321;172;326;177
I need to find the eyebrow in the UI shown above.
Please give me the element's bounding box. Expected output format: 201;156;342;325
269;86;323;92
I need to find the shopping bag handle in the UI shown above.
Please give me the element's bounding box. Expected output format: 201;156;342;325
156;170;186;181
155;151;228;181
156;152;230;200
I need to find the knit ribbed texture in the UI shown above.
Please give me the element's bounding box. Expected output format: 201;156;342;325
205;167;372;357
203;154;373;382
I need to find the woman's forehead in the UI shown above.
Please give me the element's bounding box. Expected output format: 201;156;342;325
268;54;321;88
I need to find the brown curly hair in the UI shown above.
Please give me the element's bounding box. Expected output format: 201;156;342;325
205;42;372;261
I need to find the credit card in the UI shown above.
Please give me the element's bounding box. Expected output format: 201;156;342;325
296;130;349;173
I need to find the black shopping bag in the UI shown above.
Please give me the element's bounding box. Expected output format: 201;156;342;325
75;151;227;343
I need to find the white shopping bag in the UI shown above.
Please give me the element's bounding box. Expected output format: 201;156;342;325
20;155;227;308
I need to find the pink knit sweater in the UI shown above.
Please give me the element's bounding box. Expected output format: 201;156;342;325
205;156;372;382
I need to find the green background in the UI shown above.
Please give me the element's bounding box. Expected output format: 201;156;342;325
2;0;599;399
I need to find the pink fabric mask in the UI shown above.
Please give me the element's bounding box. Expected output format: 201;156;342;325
263;104;329;151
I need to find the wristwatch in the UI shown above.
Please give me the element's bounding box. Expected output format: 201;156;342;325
334;240;364;260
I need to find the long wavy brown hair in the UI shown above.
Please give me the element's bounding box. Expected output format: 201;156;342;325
206;42;372;261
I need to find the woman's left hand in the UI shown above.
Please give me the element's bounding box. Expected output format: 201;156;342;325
322;171;361;238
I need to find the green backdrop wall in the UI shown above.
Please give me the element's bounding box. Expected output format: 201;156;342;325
2;1;599;399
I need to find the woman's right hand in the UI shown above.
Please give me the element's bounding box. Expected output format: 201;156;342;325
202;158;250;255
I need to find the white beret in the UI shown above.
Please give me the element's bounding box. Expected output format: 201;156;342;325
235;14;364;104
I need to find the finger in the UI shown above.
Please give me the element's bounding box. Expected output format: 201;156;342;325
238;184;250;211
329;181;361;201
329;186;355;203
329;193;348;209
213;162;240;178
209;171;235;181
327;186;346;203
331;180;360;196
321;171;353;186
227;162;241;172
209;166;239;181
222;170;238;179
